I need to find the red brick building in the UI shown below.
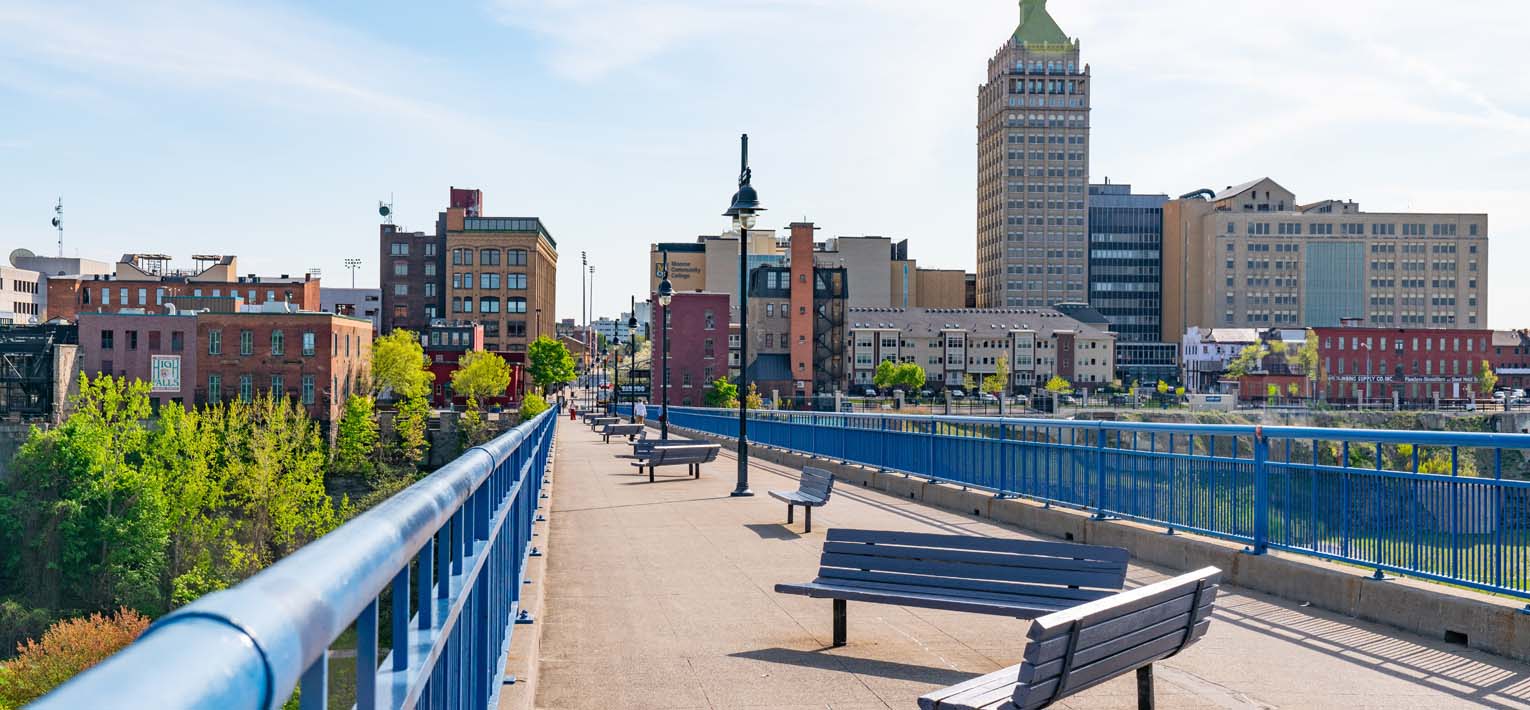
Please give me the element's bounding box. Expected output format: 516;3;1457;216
49;254;320;322
651;291;730;407
77;312;199;408
420;322;525;408
196;308;372;427
1314;326;1496;404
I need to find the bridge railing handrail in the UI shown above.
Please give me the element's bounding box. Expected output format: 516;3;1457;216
33;406;561;710
654;405;1530;600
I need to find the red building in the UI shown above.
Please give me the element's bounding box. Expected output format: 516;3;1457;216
196;308;372;427
420;322;525;408
1314;326;1496;404
48;254;320;322
651;291;730;407
77;312;200;408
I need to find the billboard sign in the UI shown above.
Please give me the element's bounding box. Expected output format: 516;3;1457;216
151;355;181;393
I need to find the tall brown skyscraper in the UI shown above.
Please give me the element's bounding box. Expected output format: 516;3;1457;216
976;0;1090;308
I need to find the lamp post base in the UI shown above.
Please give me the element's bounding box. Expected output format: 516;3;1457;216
730;488;754;497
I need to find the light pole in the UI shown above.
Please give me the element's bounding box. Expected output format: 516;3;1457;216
725;133;764;497
658;264;674;440
344;258;362;288
611;336;621;416
627;308;638;423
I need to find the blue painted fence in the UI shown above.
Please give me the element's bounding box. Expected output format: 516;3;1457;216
657;406;1530;600
33;406;559;710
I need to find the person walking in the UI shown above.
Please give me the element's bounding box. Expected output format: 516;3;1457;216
634;400;647;425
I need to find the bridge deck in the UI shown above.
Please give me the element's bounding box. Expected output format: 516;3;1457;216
530;419;1530;709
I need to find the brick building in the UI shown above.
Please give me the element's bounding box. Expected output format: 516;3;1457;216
47;254;320;322
196;308;372;427
1313;325;1495;404
651;292;729;407
379;225;444;334
77;312;199;408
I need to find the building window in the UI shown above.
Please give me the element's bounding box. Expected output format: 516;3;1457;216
302;375;315;405
209;330;222;355
391;242;409;256
271;330;285;355
101;329;114;350
240;330;253;356
239;375;253;402
506;273;527;290
480;249;501;266
507;297;527;314
480;273;501;290
424;283;436;297
424;243;437;257
126;330;138;351
302;332;316;356
393;262;409;276
424;262;436;277
766;303;775;317
171;331;184;352
271;374;284;396
208;374;222;401
507;249;528;266
704;310;715;330
507;320;527;337
480;297;501;313
394;283;408;296
101;288;111;305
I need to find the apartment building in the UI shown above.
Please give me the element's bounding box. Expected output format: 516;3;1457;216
650;292;730;407
379;225;444;334
1162;178;1488;340
846;306;1115;394
976;0;1091;308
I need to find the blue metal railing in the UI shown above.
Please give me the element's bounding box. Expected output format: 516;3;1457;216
659;406;1530;600
34;406;560;710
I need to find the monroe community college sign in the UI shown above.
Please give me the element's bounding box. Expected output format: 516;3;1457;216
151;354;182;392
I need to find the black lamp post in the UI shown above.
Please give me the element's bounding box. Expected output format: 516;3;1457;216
658;268;674;440
611;336;621;415
725;133;765;498
627;304;639;423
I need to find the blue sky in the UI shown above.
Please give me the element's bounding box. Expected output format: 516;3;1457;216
1;1;1526;327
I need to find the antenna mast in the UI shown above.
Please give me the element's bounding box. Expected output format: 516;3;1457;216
51;198;63;257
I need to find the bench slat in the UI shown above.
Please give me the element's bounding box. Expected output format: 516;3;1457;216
1012;621;1210;710
819;552;1126;591
826;529;1130;563
1023;588;1216;668
820;541;1128;577
774;581;1073;618
1024;567;1220;641
1020;599;1214;684
769;491;828;506
802;574;1105;606
918;666;1021;710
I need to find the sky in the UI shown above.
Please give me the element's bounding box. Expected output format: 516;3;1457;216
1;0;1526;327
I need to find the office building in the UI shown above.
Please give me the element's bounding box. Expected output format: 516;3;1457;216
196;307;372;429
1087;182;1176;384
977;0;1090;308
1162;178;1488;340
442;200;557;354
321;288;382;332
650;291;730;407
846;306;1114;394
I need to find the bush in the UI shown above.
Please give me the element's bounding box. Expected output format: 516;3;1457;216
0;608;150;707
519;392;549;420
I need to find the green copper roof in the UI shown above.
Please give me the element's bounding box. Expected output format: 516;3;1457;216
1014;0;1070;45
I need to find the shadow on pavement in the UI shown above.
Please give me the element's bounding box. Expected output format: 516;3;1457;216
730;647;976;686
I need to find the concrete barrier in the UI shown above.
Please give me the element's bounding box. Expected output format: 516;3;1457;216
667;422;1530;663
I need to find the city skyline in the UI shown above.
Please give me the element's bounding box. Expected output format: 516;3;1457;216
1;1;1526;325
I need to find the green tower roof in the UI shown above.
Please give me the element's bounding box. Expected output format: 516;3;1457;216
1014;0;1071;45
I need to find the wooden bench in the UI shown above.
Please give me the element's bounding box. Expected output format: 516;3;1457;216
601;422;644;443
776;529;1129;647
630;444;721;483
918;567;1221;710
768;467;836;532
631;437;705;459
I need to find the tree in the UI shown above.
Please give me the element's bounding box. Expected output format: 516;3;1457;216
1225;343;1269;379
961;373;977;393
1479;361;1498;398
1287;382;1301;397
371;330;433;401
389;390;430;468
229;395;336;568
1175;386;1186;398
982;357;1010;397
332;395;379;479
1044;376;1073;395
872;360;897;391
519;392;550;420
527;336;576;393
894;363;927;392
1266;383;1280;400
743;383;765;410
704;377;738;408
0;608;150;707
452;351;512;406
1156;380;1170;395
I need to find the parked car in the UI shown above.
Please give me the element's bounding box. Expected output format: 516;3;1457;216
980;392;998;402
1108;394;1129;407
864;387;879;397
920;389;934;398
1059;394;1077;405
1495;390;1509;400
949;389;966;399
1012;394;1030;407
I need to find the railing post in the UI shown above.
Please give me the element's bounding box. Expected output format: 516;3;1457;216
1251;427;1269;555
1092;424;1109;519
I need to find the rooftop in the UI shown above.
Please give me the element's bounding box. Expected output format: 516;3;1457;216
1013;0;1070;46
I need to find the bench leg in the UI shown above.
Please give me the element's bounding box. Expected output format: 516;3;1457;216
832;599;847;647
787;504;794;524
804;505;811;533
649;466;655;484
1137;664;1154;710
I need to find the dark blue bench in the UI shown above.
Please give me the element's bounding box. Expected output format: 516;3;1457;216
630;443;721;483
600;423;644;443
631;436;705;459
918;566;1221;710
768;467;835;532
776;529;1129;647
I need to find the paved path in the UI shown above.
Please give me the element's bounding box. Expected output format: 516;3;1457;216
535;420;1530;709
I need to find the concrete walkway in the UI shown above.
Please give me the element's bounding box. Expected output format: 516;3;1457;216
534;419;1530;709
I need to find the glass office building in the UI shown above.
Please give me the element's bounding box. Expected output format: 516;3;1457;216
1088;183;1177;382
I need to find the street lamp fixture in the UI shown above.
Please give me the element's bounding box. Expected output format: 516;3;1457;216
611;335;621;416
658;271;674;440
724;133;764;498
627;310;639;422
